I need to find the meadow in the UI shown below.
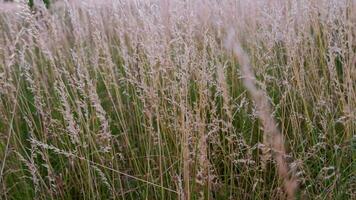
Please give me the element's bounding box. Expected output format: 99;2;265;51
0;0;355;199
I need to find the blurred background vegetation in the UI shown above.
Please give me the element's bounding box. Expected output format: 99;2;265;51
28;0;50;8
3;0;51;8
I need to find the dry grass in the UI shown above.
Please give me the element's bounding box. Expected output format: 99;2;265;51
0;0;355;199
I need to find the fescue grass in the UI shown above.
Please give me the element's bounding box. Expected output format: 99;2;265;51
0;0;355;199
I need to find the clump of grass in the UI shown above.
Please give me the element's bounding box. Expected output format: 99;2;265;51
0;0;354;199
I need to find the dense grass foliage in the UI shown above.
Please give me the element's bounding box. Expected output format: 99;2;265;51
0;0;355;199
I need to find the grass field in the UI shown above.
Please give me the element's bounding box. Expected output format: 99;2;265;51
0;0;355;199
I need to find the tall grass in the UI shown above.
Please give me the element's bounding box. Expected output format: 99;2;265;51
0;0;355;199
